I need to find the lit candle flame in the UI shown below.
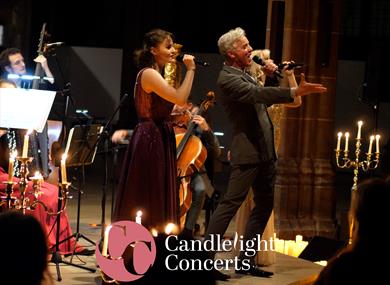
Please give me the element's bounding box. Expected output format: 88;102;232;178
164;223;178;235
150;228;158;237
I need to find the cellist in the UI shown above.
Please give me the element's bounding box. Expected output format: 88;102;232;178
171;101;221;238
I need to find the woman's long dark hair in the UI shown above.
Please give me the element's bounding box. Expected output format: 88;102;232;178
134;29;173;69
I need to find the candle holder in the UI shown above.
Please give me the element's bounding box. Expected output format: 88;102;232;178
335;127;381;244
0;181;17;209
100;271;117;284
14;156;33;214
335;139;380;190
8;157;69;215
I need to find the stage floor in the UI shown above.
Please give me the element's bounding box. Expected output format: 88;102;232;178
48;185;323;284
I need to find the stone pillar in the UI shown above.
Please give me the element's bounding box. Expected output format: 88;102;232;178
268;0;341;239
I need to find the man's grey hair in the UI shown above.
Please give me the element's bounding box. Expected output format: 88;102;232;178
217;27;246;59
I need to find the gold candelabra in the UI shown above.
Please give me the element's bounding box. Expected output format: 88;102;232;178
335;120;381;244
1;155;69;215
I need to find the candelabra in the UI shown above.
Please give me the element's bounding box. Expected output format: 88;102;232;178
335;121;381;244
1;155;68;215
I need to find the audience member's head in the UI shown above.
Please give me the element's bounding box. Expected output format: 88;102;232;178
314;177;390;285
0;211;51;285
350;177;390;244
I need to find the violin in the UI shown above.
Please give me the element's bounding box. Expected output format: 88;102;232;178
175;91;216;229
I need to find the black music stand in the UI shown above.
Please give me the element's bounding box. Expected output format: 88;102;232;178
51;124;102;275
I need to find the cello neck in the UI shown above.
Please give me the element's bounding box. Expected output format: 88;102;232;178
32;23;47;90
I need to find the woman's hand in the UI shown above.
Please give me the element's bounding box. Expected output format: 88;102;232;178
281;61;295;77
182;54;196;71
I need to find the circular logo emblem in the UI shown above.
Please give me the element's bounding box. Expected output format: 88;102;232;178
96;220;156;282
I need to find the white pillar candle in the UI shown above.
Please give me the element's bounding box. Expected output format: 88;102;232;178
344;132;350;152
295;235;303;243
375;135;380;153
357;121;363;139
102;225;112;257
22;130;32;157
368;135;375;154
61;153;67;184
136;210;142;224
336;132;342;151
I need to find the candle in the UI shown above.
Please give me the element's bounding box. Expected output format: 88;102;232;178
336;132;342;151
295;235;303;243
368;135;375;154
136;210;142;224
61;153;67;184
7;151;17;182
32;171;43;180
344;132;350;152
22;129;32;157
375;135;380;153
274;238;284;253
150;228;158;237
102;225;112;257
357;121;363;139
164;223;178;235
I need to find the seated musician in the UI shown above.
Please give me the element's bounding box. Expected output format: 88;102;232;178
0;47;54;87
0;47;55;178
0;79;90;256
171;101;221;238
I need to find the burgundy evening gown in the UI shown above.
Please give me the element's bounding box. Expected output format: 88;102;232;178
112;69;179;230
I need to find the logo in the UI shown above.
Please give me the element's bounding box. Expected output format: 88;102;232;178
96;221;156;282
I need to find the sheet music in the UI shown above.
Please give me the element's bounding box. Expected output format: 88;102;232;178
0;88;56;132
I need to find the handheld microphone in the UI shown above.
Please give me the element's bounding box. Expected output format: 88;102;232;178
278;62;304;70
46;42;65;47
176;54;211;67
252;55;283;79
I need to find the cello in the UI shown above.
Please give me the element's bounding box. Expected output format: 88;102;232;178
30;23;61;183
29;23;50;179
174;91;216;228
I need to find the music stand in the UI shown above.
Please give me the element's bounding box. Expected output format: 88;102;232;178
64;124;103;167
53;124;102;272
